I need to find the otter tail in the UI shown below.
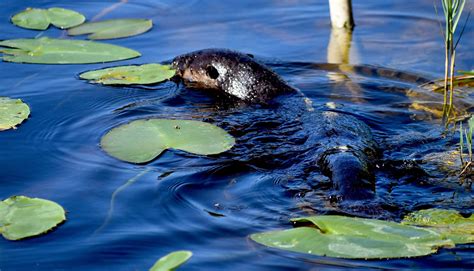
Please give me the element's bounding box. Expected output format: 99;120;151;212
318;149;375;200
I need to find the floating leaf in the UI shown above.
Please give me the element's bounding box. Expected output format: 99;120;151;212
150;250;192;271
68;19;153;40
250;215;454;259
80;64;175;85
0;37;140;64
0;97;30;131
11;8;49;30
402;209;474;244
101;119;235;163
11;8;85;30
47;8;86;29
0;196;66;240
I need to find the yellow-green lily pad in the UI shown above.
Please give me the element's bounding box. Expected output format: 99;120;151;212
0;37;140;64
402;209;474;244
80;64;175;85
150;250;192;271
11;7;85;30
0;196;66;240
68;19;153;40
250;215;454;259
101;119;235;163
0;97;30;131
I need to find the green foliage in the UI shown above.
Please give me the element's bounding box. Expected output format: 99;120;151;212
441;0;466;42
0;97;30;131
0;196;66;240
402;209;474;244
149;251;192;271
68;19;153;40
250;215;453;259
80;64;176;85
459;115;473;175
0;37;140;64
11;7;85;30
437;0;468;120
101;119;235;163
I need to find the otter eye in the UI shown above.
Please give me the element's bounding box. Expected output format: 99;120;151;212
206;65;219;79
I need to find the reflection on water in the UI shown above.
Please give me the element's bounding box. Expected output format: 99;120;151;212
0;0;473;270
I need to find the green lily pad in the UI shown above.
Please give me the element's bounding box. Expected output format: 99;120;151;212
0;37;140;64
250;215;454;259
150;250;192;271
101;119;235;163
11;7;85;30
402;209;474;244
79;64;176;85
68;19;153;40
0;196;66;240
0;97;30;131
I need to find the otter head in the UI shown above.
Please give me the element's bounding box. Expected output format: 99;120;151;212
171;49;239;91
171;49;295;103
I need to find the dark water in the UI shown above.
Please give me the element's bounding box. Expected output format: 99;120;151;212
1;0;473;270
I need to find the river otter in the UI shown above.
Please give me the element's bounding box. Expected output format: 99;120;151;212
171;49;378;200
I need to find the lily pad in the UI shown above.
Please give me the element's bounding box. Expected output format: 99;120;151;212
0;196;66;240
0;37;140;64
101;119;235;163
79;64;176;85
11;7;85;30
68;19;153;40
250;215;454;259
150;250;192;271
402;209;474;244
0;97;30;131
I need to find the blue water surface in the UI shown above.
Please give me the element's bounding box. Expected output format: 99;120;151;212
0;0;473;270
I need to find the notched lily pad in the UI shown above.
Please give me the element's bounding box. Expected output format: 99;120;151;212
402;209;474;244
0;37;140;64
68;19;153;40
250;215;454;259
0;196;66;240
101;119;235;163
12;7;85;30
150;250;192;271
0;97;30;131
80;64;176;85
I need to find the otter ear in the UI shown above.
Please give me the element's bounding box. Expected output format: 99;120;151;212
206;65;219;79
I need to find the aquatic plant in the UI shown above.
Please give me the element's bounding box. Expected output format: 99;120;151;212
0;196;66;240
150;251;192;271
459;115;474;176
0;97;30;131
436;0;469;120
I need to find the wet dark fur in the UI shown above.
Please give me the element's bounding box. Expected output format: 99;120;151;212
172;49;295;104
171;49;378;200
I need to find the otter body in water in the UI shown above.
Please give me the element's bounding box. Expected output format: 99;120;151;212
171;49;378;200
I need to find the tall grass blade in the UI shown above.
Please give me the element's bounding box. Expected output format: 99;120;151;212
453;0;466;32
455;11;471;50
460;122;464;164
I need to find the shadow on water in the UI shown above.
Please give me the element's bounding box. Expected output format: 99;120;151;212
0;0;473;270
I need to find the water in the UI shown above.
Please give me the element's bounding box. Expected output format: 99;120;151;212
1;0;473;270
